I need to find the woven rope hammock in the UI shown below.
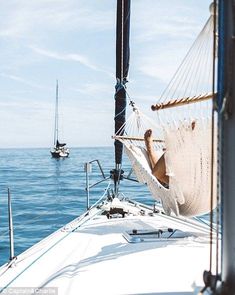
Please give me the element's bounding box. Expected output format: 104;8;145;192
114;8;217;217
114;110;217;217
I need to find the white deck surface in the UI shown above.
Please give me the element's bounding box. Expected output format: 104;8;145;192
0;199;216;295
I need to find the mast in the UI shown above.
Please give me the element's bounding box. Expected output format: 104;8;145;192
217;0;235;292
113;0;131;192
54;80;59;147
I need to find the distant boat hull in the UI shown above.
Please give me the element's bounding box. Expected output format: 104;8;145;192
50;147;69;158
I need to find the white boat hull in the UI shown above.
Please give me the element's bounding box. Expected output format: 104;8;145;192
0;198;218;295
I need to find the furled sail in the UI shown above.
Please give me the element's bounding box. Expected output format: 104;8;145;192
56;140;66;148
114;0;131;166
114;5;217;217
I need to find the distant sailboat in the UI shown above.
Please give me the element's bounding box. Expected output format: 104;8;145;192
50;80;69;158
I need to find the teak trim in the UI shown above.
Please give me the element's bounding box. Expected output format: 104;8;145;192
113;135;164;143
151;93;216;111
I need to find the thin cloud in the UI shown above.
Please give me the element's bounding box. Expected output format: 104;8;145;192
0;73;45;89
30;46;98;71
137;48;188;83
72;83;112;97
0;1;114;39
132;0;209;44
30;46;114;77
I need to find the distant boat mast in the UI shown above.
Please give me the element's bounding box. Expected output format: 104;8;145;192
54;80;59;147
50;80;69;158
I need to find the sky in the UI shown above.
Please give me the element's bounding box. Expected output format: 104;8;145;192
0;0;211;148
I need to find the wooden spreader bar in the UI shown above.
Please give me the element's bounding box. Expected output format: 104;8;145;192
112;135;164;143
151;93;215;111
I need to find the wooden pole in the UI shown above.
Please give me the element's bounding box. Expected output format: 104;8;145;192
112;135;164;143
151;93;215;111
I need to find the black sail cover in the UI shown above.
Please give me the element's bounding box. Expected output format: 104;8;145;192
56;140;66;148
114;0;131;165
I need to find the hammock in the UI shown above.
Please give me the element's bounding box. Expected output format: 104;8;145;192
114;9;217;217
124;144;182;216
116;111;217;217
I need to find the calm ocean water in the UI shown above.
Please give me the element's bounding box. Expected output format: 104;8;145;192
0;147;152;266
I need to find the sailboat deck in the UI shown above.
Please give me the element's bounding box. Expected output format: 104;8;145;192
0;199;216;295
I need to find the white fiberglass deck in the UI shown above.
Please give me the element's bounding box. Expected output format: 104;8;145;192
0;198;216;295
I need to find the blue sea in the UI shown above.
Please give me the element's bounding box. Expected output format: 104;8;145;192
0;147;152;267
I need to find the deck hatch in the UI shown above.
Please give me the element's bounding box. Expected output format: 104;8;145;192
123;228;197;243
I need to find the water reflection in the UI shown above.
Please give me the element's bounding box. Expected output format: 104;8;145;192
53;158;62;199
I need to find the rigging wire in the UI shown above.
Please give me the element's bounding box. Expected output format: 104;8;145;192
208;0;217;277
